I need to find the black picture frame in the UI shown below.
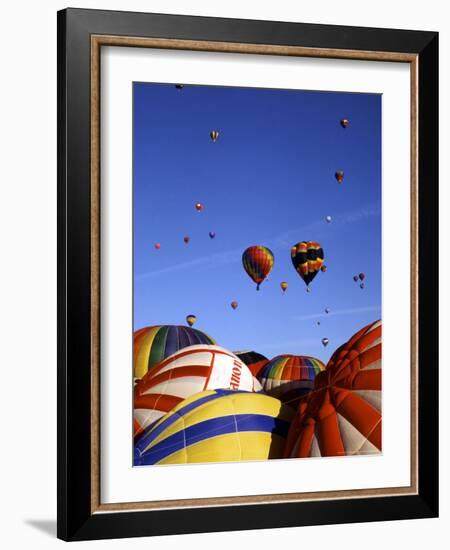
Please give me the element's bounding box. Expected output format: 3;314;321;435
57;7;438;541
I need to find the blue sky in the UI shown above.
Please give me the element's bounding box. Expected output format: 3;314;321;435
133;82;381;363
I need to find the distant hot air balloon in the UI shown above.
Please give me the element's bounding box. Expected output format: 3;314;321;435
321;338;329;347
135;389;294;465
231;301;238;310
306;287;312;293
183;236;190;244
154;243;161;250
242;245;274;291
325;308;330;314
321;265;327;273
175;84;184;90
210;130;219;142
360;283;365;289
280;281;288;293
195;202;204;212
340;118;349;128
359;273;366;281
209;231;216;239
291;241;324;288
335;170;344;183
353;275;359;282
317;321;321;326
325;216;332;223
186;314;196;327
284;320;382;459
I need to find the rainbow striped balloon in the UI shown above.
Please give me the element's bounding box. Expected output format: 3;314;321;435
257;355;325;406
134;389;294;466
134;325;216;382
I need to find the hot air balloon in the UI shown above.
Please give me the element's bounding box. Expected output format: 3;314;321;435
234;350;269;377
353;275;359;282
325;308;330;314
291;241;324;288
195;202;204;212
134;346;262;437
284;320;382;458
325;216;332;223
175;84;184;90
133;325;216;382
257;355;326;407
280;281;288;293
321;265;327;273
242;245;274;291
335;170;344;183
183;236;190;244
231;301;238;310
134;389;294;465
317;321;321;326
154;243;161;250
321;338;329;347
209;231;216;239
360;283;365;289
185;314;196;327
359;272;366;281
210;130;219;142
340;118;349;128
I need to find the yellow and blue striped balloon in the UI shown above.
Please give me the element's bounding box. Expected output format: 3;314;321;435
134;389;294;466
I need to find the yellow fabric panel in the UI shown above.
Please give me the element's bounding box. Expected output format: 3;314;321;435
134;326;160;379
157;431;278;464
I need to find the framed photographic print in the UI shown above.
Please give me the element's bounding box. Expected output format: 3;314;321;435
57;8;438;541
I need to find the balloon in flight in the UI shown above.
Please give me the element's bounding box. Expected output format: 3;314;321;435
335;170;344;183
291;241;324;288
340;118;349;128
186;314;196;327
195;202;204;212
242;245;274;291
280;281;288;293
231;301;238;310
210;130;219;142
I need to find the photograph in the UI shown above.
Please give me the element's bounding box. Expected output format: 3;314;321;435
132;82;382;466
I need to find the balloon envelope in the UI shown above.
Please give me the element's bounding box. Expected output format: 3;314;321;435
210;130;219;142
291;241;324;287
340;118;349;128
234;350;269;377
195;202;204;212
257;355;325;406
335;170;344;183
242;245;274;290
321;338;329;347
134;325;216;382
134;389;294;465
284;320;382;458
209;231;216;239
134;345;262;437
185;314;196;327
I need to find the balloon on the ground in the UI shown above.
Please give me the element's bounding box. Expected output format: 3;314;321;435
291;241;324;287
134;345;262;436
133;325;216;382
185;314;196;327
335;170;344;183
235;350;269;377
210;130;219;142
284;320;382;458
257;355;325;406
134;389;294;465
242;245;274;291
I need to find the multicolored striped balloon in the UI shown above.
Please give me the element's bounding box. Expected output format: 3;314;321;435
242;245;274;290
134;345;262;437
257;355;325;406
291;241;324;287
134;325;216;382
284;320;382;458
134;389;294;466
